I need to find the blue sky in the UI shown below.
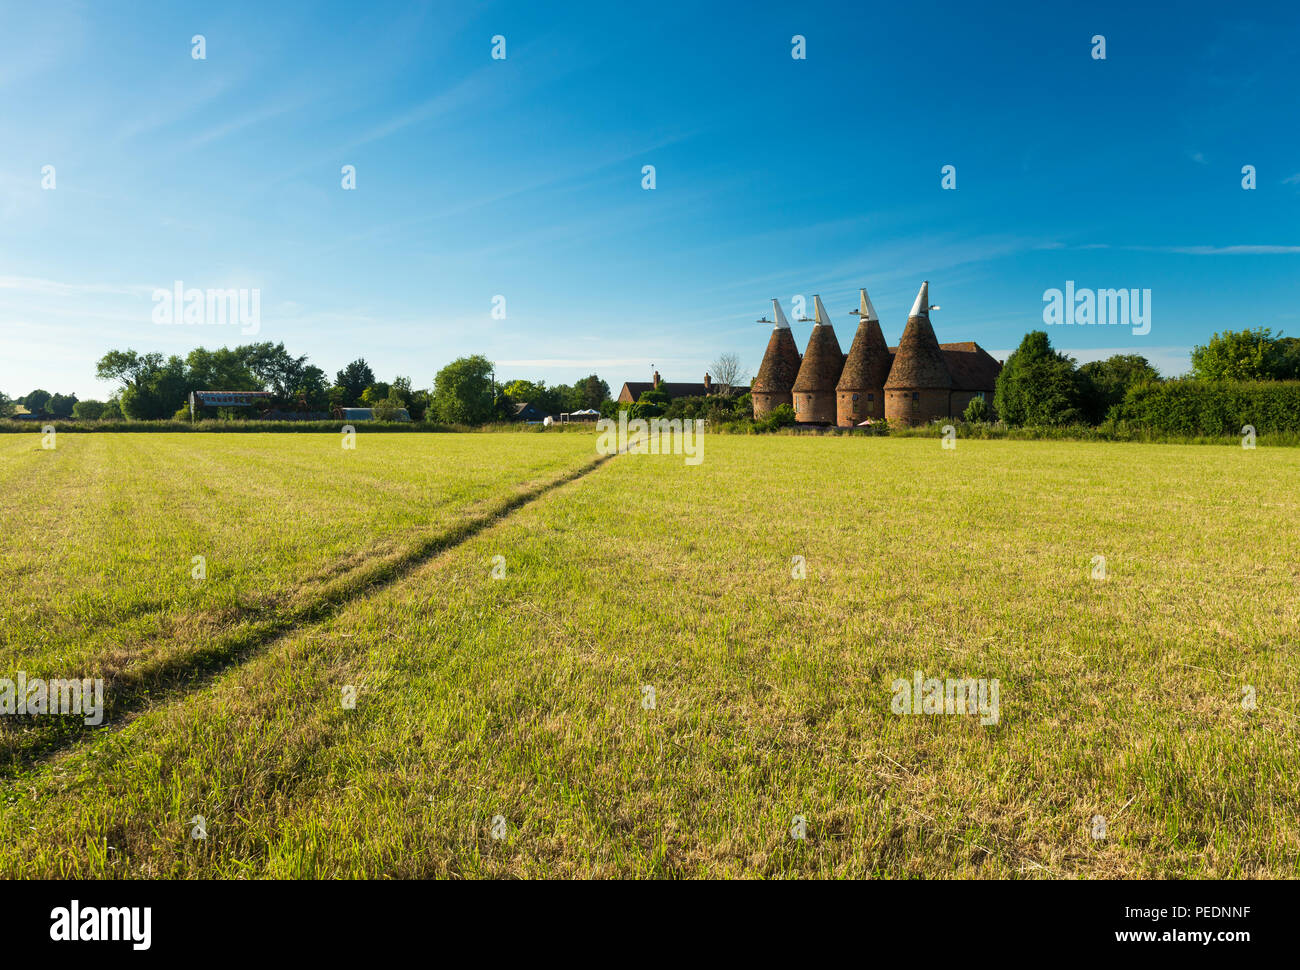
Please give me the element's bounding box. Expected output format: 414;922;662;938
2;0;1299;400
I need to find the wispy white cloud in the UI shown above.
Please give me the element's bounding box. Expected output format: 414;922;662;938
1048;244;1300;256
0;275;152;298
1131;245;1300;255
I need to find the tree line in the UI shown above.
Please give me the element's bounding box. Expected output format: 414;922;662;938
988;327;1300;432
1;345;614;424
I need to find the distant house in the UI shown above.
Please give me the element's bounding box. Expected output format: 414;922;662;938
617;371;750;404
333;407;412;422
512;401;547;422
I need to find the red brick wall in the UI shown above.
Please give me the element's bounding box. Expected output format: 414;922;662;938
794;391;836;425
884;388;951;426
836;389;884;427
752;390;793;419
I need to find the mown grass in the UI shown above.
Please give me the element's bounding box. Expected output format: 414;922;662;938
1;435;1297;877
0;432;598;767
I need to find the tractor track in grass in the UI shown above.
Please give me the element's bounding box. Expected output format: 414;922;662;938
0;450;616;776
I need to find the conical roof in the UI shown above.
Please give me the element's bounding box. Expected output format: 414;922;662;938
856;286;878;323
837;288;892;391
771;298;791;329
884;281;952;389
753;300;801;393
792;295;844;392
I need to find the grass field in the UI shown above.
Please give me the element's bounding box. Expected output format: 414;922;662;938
0;432;599;765
1;432;1297;877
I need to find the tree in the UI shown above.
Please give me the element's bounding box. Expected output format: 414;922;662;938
406;388;432;422
22;389;52;413
335;359;376;407
994;331;1087;426
0;392;15;418
96;350;188;419
233;341;329;409
550;383;577;412
289;365;329;411
708;353;747;396
1190;328;1281;382
184;347;259;393
46;393;78;417
72;399;107;420
431;355;495;424
1078;354;1160;423
240;342;312;401
360;383;391;407
572;374;610;409
1274;337;1300;380
501;379;562;415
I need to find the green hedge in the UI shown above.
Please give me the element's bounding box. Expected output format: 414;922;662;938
1114;380;1300;436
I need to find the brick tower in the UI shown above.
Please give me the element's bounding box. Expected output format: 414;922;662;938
884;281;953;426
751;299;801;419
792;295;844;425
836;287;891;427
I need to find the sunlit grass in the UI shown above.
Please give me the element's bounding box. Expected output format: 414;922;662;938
1;434;1296;877
0;432;597;765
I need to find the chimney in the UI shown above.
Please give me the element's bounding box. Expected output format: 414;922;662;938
704;373;712;394
653;370;661;388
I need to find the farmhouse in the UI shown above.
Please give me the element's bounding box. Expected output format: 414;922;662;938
753;282;1001;427
512;401;548;422
617;371;750;404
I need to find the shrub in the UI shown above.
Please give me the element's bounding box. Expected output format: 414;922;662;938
963;397;991;423
71;400;107;421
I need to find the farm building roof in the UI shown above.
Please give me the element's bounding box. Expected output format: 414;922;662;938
191;390;273;407
753;326;802;395
837;288;892;392
884;282;953;389
935;343;1001;391
617;381;750;402
875;344;1002;391
792;295;844;393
